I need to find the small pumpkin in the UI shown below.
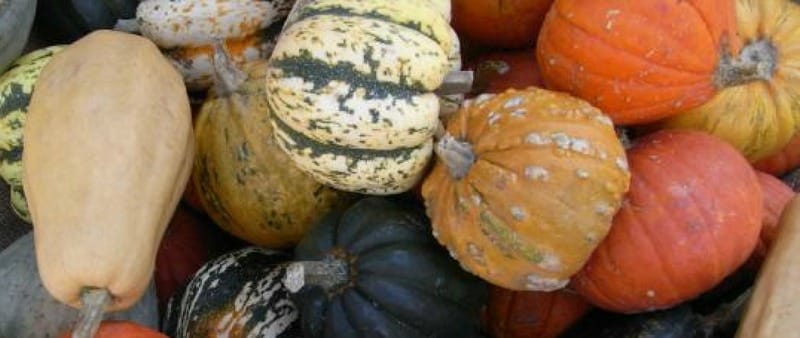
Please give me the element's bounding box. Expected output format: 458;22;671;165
536;0;741;125
34;0;139;43
422;87;631;291
23;30;194;313
59;321;167;338
749;171;795;265
162;247;299;338
572;130;763;314
0;0;36;72
753;134;800;176
452;0;555;49
466;48;544;95
193;45;353;248
287;196;488;338
0;46;65;223
267;0;459;194
485;287;591;338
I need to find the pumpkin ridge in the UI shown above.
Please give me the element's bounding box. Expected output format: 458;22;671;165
347;287;428;336
357;271;478;317
681;0;720;56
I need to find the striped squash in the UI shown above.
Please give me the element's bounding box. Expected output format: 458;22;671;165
134;0;294;90
0;46;65;223
266;0;458;194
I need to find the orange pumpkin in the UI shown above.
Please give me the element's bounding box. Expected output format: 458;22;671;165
572;130;763;313
536;0;741;125
485;287;591;338
59;321;167;338
754;135;800;176
750;171;796;264
422;87;630;291
452;0;555;49
466;49;545;95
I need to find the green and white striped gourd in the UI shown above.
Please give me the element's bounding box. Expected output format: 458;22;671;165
132;0;295;90
0;46;65;223
266;0;459;195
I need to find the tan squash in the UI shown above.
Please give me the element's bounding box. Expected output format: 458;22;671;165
22;29;193;321
737;195;800;337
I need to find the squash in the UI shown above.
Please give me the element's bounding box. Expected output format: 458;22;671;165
59;321;167;338
267;0;459;194
452;0;555;49
0;234;159;338
572;130;763;314
661;0;800;162
485;287;591;338
738;195;800;337
536;0;741;125
466;48;544;95
132;0;294;90
22;29;194;318
754;135;800;176
193;45;353;248
285;196;488;338
162;247;299;338
0;46;65;224
749;171;795;265
34;0;139;43
422;87;630;291
0;0;36;72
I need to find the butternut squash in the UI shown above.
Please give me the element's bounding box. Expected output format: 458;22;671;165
21;29;193;330
737;195;800;337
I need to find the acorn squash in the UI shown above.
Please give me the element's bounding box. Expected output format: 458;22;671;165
0;0;36;72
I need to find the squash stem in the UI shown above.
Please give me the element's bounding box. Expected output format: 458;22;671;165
211;40;247;96
435;133;475;180
715;40;777;88
72;288;111;338
113;19;140;33
435;71;474;96
284;259;348;294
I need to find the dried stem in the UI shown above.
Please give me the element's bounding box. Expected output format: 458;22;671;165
72;288;111;338
284;259;348;293
435;133;475;180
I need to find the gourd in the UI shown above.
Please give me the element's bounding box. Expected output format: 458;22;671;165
34;0;139;43
0;0;36;72
749;171;795;265
285;196;488;338
422;87;630;291
485;287;591;338
738;195;800;337
536;0;740;125
192;45;353;248
466;49;544;94
661;0;800;162
452;0;555;49
267;0;460;194
22;29;193;330
572;130;763;313
59;321;167;338
0;46;65;223
0;234;159;338
162;247;299;338
754;135;800;176
130;0;294;90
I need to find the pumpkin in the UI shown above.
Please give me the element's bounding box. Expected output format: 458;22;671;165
485;287;591;338
738;196;800;337
661;0;800;162
34;0;139;43
193;45;353;248
754;134;800;176
132;0;294;90
466;48;544;95
0;0;36;72
267;0;459;194
572;130;763;314
59;321;167;338
286;196;488;337
0;46;65;224
23;30;193;315
162;246;299;338
750;171;795;264
0;234;159;338
452;0;555;49
422;87;630;291
536;0;741;125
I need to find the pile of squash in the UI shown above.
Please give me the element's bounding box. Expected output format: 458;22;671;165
1;0;800;337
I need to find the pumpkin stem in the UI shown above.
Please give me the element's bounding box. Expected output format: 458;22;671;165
435;133;475;180
715;40;777;88
284;259;349;294
436;71;475;96
113;19;140;33
211;40;247;96
72;288;111;338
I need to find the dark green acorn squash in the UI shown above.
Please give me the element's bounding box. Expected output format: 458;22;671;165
162;246;300;338
288;196;488;338
33;0;138;43
0;0;36;72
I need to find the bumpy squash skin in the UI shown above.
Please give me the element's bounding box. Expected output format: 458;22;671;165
0;0;36;72
162;247;299;338
22;30;194;311
193;58;353;248
0;46;65;223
